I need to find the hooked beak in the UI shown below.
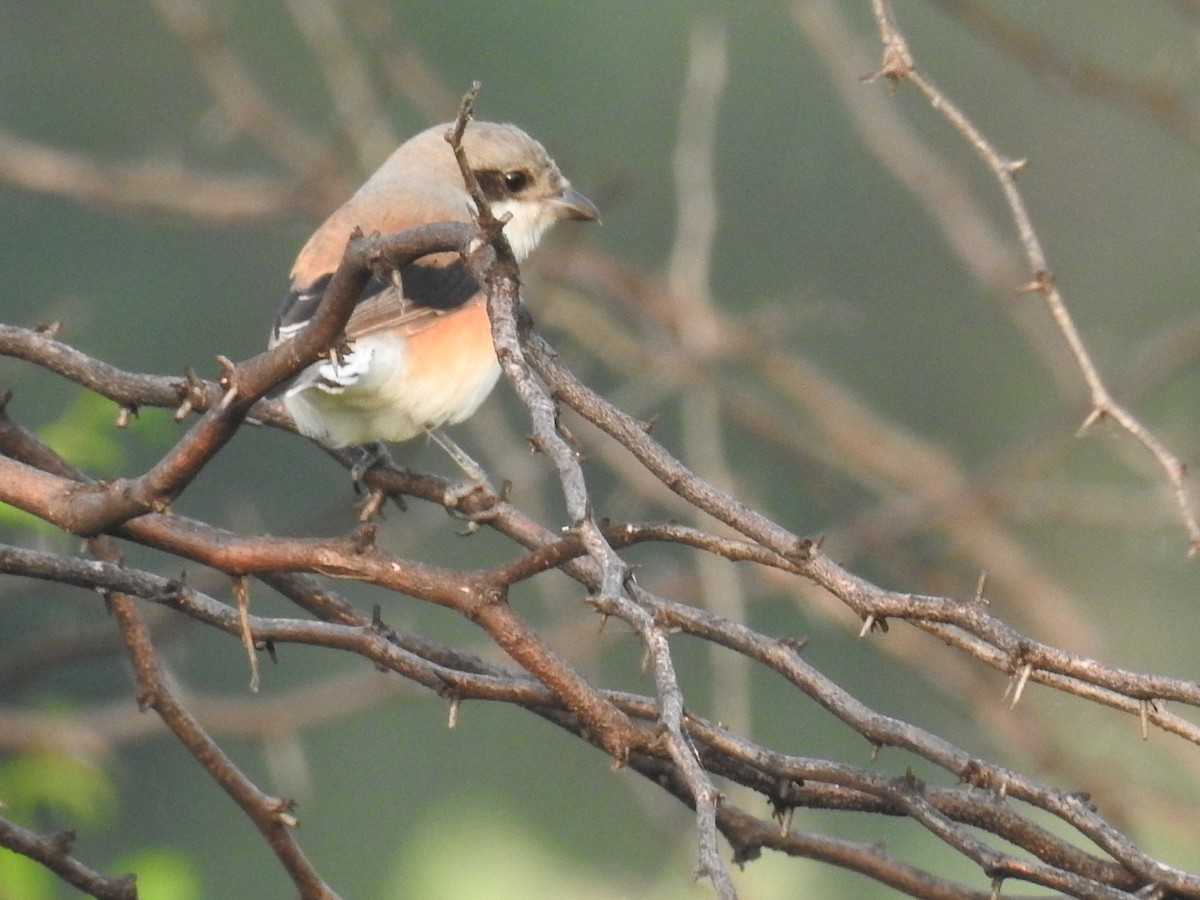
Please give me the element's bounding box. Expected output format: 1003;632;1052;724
553;185;601;223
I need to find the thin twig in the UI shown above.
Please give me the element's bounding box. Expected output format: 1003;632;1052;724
867;0;1200;553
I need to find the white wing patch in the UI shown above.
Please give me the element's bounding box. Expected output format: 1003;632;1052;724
295;344;375;395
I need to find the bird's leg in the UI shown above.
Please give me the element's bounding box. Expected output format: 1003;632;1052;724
427;429;501;525
350;440;393;483
324;441;402;522
352;441;404;521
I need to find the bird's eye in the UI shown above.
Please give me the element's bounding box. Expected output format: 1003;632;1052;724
503;170;530;193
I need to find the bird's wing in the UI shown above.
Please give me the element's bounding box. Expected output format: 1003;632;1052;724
345;254;482;338
272;250;483;346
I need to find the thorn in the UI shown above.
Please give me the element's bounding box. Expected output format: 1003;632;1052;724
173;367;203;421
1139;698;1150;741
1008;662;1033;709
1077;407;1105;435
1004;157;1028;176
973;572;988;603
788;536;816;564
863;43;913;84
48;829;76;853
233;576;259;693
869;742;881;762
621;565;639;590
272;799;299;828
358;488;387;522
780;635;810;653
448;695;460;729
115;405;137;428
216;355;239;411
1016;270;1055;295
858;615;876;639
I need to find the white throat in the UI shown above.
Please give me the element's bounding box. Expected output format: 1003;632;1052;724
488;198;555;262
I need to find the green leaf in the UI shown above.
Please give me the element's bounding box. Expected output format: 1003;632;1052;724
0;849;56;900
112;848;201;900
37;391;130;471
0;752;115;825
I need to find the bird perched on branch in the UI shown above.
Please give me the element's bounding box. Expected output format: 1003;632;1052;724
270;121;599;450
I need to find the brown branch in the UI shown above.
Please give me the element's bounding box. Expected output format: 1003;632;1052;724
87;530;340;899
0;222;474;536
7;521;1200;896
5;55;1200;893
452;87;736;896
8;317;1200;894
0;816;137;900
444;91;656;768
0;424;654;795
865;0;1200;553
1;542;1165;898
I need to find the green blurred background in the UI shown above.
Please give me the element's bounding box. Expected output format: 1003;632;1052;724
3;0;1200;897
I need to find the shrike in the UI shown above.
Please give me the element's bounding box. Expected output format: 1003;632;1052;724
270;121;599;449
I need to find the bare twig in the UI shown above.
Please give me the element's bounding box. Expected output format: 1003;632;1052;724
5;6;1200;889
88;530;340;900
0;816;137;900
448;87;737;898
864;0;1200;553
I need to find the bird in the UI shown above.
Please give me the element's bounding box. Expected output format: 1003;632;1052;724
269;120;599;452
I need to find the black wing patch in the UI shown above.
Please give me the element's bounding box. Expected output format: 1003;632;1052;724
273;260;480;342
401;259;480;310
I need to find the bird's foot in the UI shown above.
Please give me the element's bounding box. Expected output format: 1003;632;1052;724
350;440;393;484
349;441;403;521
427;429;504;528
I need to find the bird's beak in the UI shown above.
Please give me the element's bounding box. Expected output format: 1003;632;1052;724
554;185;601;223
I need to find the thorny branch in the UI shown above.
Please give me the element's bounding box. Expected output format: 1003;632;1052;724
0;816;136;900
4;3;1200;899
447;88;736;897
867;0;1200;554
8;277;1200;898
